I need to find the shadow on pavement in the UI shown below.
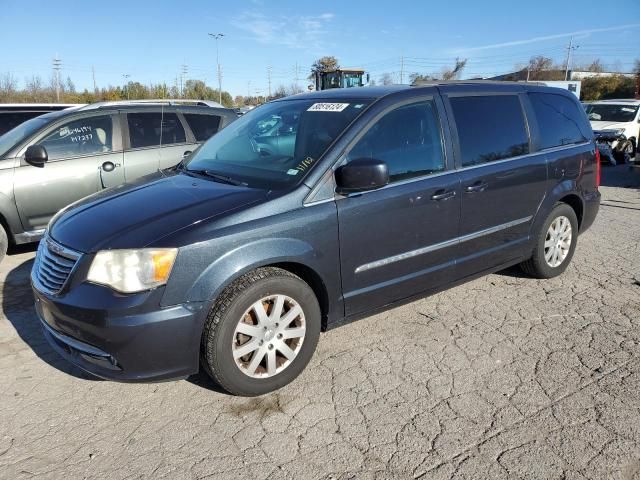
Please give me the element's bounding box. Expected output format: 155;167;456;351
2;256;100;381
186;371;230;394
7;242;38;256
600;162;640;190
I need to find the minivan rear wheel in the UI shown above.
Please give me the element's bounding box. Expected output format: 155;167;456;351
520;203;578;279
201;267;321;396
0;225;7;264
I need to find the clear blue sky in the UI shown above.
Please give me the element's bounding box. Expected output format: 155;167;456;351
1;0;638;97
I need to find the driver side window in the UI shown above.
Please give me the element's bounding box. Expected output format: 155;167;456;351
39;115;113;161
346;100;445;183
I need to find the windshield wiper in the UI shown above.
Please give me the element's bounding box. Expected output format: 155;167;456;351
187;169;248;187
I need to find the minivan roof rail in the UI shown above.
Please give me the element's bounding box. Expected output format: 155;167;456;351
80;99;225;110
411;79;547;87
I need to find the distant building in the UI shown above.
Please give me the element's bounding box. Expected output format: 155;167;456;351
570;71;636;80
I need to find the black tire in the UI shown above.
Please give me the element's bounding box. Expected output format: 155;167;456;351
520;203;579;279
0;224;7;264
201;267;321;396
614;140;634;164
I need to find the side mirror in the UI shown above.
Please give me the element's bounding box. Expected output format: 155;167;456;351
335;158;389;194
25;145;48;168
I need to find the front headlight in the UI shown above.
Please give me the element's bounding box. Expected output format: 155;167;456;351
87;248;178;293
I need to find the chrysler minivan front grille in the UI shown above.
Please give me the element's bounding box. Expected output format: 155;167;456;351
33;236;81;295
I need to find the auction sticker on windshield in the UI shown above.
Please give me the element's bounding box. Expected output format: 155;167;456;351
307;103;350;112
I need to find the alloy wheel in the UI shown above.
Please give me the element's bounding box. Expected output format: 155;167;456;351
544;216;572;268
232;294;306;378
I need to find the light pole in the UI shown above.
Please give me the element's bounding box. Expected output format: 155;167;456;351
208;33;224;104
122;74;131;100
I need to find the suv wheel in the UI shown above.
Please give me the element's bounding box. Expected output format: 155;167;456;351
614;140;634;164
201;267;321;396
520;203;578;279
0;224;7;264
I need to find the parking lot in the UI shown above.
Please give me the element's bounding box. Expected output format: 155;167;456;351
0;164;638;479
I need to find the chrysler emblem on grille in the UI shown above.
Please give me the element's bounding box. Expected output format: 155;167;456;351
46;239;65;255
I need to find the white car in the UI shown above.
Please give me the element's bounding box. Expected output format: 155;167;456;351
586;99;639;163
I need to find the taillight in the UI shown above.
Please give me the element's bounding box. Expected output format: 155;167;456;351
595;147;601;188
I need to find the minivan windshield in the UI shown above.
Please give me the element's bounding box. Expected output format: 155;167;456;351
184;98;371;189
586;104;639;123
0;116;51;158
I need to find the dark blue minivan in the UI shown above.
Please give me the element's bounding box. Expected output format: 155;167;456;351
32;82;600;396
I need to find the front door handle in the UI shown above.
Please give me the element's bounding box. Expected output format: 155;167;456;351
431;190;456;201
182;150;192;159
465;181;489;193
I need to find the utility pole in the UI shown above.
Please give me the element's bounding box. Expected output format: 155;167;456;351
180;64;188;97
400;55;404;84
208;33;224;104
294;61;300;89
267;65;272;98
122;74;131;100
92;66;97;93
564;37;579;81
247;80;251;99
52;56;62;102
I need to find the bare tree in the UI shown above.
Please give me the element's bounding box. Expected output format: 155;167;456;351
380;72;394;85
0;73;18;101
441;58;467;81
585;59;605;73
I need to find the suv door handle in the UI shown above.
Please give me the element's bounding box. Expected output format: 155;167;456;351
431;190;456;201
465;181;489;193
182;150;192;159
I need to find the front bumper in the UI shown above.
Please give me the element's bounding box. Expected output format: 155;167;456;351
33;283;207;382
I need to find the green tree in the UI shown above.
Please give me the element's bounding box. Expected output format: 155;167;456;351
581;74;636;101
309;56;339;79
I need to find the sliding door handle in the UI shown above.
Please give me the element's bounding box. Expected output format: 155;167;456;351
431;190;456;201
465;181;489;193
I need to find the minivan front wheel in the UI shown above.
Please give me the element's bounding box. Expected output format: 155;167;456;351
201;267;321;396
520;203;578;279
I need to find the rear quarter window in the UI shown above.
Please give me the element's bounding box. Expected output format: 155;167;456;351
449;95;529;167
184;113;222;142
529;93;586;149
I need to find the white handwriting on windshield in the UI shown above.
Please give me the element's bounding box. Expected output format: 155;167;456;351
296;157;315;173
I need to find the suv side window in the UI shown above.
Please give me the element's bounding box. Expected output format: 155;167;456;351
529;93;586;149
184;113;222;142
38;115;113;161
127;112;186;149
450;95;529;167
347;100;445;182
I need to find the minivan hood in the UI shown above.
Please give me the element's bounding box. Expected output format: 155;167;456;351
50;171;268;252
590;120;629;131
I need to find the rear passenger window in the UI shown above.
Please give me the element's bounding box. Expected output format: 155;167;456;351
347;100;445;182
184;114;221;142
529;93;586;149
127;112;186;149
450;95;529;167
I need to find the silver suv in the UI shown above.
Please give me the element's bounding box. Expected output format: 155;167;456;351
0;100;237;261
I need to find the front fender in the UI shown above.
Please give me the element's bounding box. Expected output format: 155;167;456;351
0;188;22;240
186;237;317;303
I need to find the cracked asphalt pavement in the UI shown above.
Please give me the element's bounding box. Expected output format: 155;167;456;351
1;165;640;479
